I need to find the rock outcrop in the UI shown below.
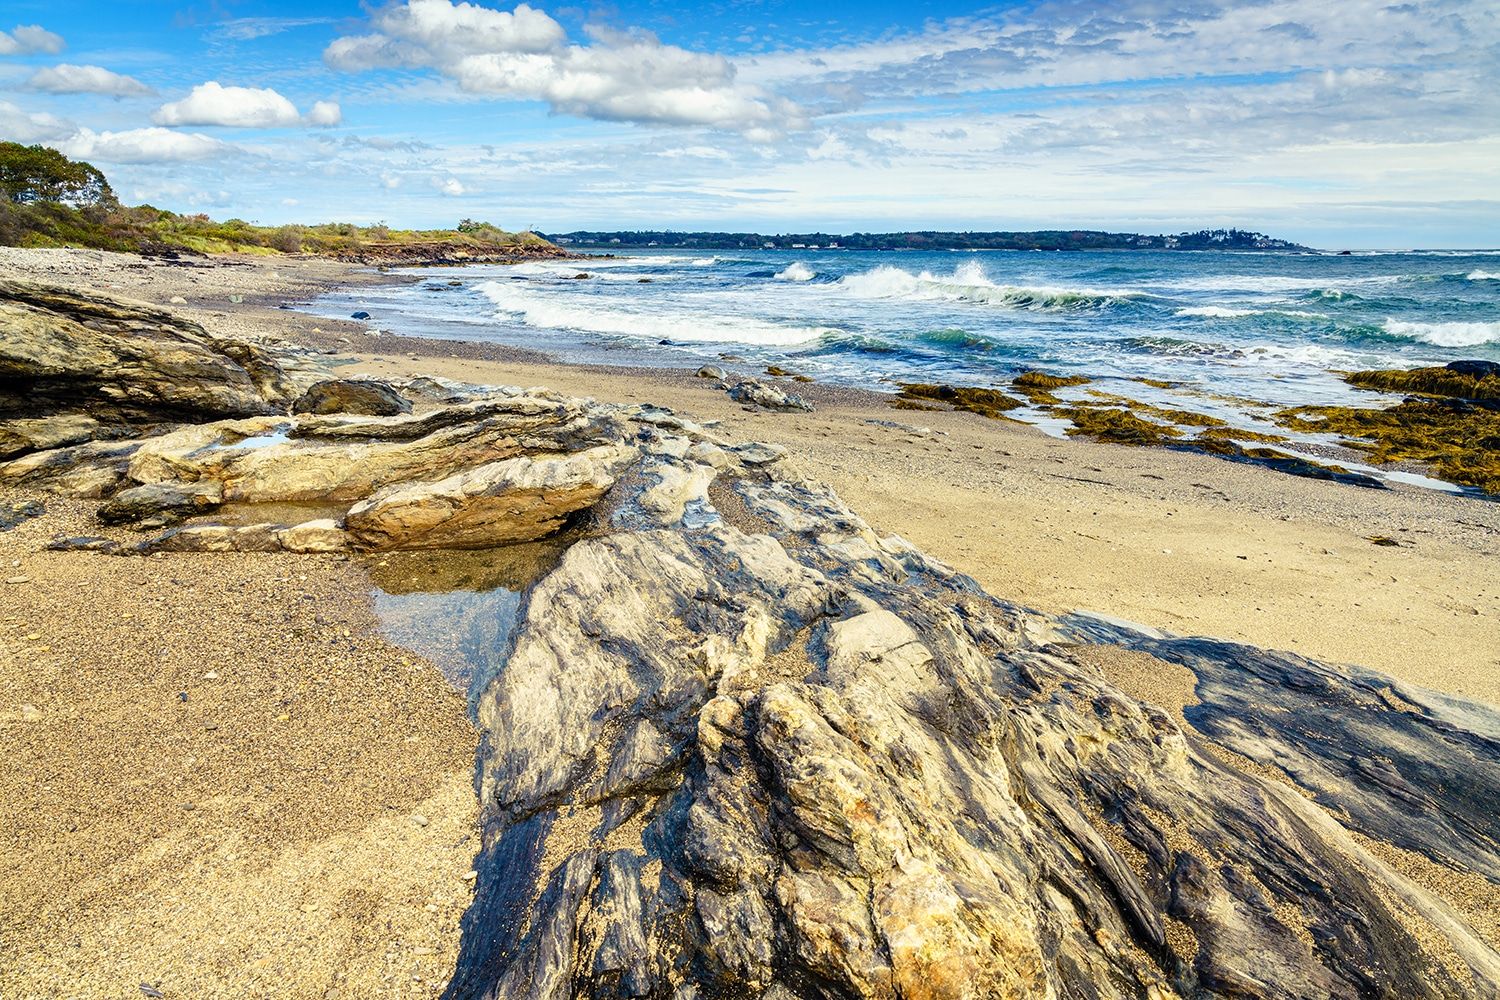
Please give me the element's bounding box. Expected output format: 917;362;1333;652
0;280;295;426
345;444;637;551
5;280;1499;999
292;378;412;416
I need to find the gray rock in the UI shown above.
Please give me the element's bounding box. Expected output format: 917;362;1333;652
98;480;223;525
726;378;813;412
291;379;412;417
696;365;726;380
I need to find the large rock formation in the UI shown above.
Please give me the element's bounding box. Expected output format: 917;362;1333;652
0;280;296;425
3;281;1498;998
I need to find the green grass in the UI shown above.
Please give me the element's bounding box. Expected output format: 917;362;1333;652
0;200;551;258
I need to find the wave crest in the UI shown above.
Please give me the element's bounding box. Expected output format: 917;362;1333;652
775;261;816;282
1381;319;1500;348
836;261;1144;311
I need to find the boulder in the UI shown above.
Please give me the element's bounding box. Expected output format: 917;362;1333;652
97;480;224;525
0;280;293;425
727;378;813;412
697;365;727;380
345;444;635;551
0;415;107;460
291;379;412;416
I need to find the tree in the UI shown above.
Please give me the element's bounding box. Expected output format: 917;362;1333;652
0;142;116;208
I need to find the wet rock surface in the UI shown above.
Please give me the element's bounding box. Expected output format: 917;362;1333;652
3;281;1499;998
727;378;814;412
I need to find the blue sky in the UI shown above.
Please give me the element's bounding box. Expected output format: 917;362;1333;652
2;0;1497;246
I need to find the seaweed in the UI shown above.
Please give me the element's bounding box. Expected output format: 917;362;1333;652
896;383;1025;418
1055;407;1184;446
1011;370;1090;405
1344;366;1500;402
1275;397;1500;494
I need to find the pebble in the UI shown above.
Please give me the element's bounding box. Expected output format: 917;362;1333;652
203;671;219;680
411;814;429;827
20;703;41;722
461;870;477;882
5;576;29;584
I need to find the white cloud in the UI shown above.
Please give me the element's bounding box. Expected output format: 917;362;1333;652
325;0;797;131
28;64;153;98
0;100;72;142
154;82;342;128
0;24;64;56
305;100;342;126
435;177;466;196
57;127;232;164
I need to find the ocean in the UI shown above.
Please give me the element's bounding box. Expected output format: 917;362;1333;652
303;247;1500;490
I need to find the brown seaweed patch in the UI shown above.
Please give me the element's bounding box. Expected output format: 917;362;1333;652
1274;397;1500;494
1344;366;1500;402
1194;426;1289;445
896;383;1025;419
1011;370;1091;405
1056;407;1185;446
1082;391;1228;428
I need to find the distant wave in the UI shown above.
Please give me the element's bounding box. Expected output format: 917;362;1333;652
475;280;834;346
775;261;816;282
1468;270;1500;281
1175;306;1328;319
1381;319;1500;347
836;261;1146;311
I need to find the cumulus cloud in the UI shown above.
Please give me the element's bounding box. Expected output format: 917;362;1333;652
0;100;72;142
324;0;798;131
28;64;153;98
0;24;64;56
154;82;342;128
435;176;466;196
56;127;231;164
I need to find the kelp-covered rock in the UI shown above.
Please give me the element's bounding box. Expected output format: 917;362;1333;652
727;378;813;412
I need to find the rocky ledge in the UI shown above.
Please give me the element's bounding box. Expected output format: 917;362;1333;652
4;281;1499;999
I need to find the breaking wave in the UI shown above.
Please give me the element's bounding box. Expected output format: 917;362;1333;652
775;261;817;282
835;261;1146;311
1381;319;1500;348
475;280;834;347
1467;270;1500;281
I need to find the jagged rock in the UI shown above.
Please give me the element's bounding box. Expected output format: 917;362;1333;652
727;378;814;412
345;444;635;551
1;498;45;531
291;379;412;416
0;280;294;424
0;415;108;460
97;480;223;525
137;518;349;555
442;455;1500;1000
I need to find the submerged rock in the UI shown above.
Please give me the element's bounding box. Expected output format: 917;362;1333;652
291;379;412;416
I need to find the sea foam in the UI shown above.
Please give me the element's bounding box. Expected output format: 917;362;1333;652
475;280;833;347
836;261;1141;310
1382;319;1500;347
775;262;817;282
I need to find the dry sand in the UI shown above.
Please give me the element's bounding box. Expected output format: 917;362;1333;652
0;492;478;999
3;248;1499;996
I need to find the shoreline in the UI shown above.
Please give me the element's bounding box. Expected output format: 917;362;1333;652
3;248;1499;994
3;248;1496;698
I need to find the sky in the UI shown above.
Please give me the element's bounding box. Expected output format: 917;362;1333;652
1;0;1497;247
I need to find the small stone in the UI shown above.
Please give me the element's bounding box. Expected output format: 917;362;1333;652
462;870;478;882
203;671;219;680
277;713;292;722
20;704;41;722
181;802;196;811
411;814;429;827
5;576;28;585
424;903;439;913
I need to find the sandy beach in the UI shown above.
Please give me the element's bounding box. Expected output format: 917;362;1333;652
3;249;1499;996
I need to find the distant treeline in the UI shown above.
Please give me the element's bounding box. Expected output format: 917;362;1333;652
545;228;1312;252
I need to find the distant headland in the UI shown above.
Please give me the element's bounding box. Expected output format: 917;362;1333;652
543;228;1313;252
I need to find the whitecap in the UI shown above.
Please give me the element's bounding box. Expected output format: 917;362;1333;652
834;261;1142;310
774;261;816;282
1467;270;1500;281
1382;319;1500;348
475;280;833;347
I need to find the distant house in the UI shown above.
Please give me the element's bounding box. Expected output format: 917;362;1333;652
763;242;775;248
791;243;806;248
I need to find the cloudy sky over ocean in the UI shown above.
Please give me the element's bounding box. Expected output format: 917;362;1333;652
2;0;1496;245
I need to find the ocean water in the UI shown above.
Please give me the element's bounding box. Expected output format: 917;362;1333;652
304;248;1499;488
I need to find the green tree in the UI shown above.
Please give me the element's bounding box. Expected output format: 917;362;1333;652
0;142;116;208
